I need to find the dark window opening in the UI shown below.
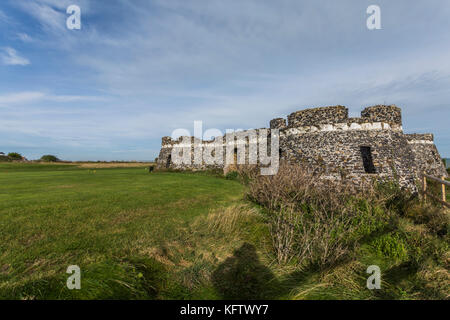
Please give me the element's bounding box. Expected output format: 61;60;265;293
166;154;172;168
360;146;376;174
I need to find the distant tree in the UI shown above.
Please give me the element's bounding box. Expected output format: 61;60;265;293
7;152;23;160
40;155;60;162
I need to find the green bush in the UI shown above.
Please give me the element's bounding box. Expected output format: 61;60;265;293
7;152;23;160
407;204;449;235
398;217;449;267
40;155;60;162
370;233;408;261
0;155;11;162
374;180;416;216
225;171;239;180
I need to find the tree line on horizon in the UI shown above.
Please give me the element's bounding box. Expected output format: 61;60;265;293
0;152;60;162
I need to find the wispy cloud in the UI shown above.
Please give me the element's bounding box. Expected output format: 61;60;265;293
0;9;10;23
14;0;90;33
1;47;30;66
0;92;44;104
16;33;33;42
0;91;108;105
18;1;66;33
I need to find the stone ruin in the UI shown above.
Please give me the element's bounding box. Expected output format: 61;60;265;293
156;105;447;189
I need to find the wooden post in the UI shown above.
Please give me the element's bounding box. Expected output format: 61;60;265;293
442;176;446;203
422;174;427;202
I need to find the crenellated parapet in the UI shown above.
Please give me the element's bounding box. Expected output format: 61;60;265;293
270;118;287;130
361;105;401;126
161;136;173;146
270;105;403;133
287;105;348;128
405;133;434;143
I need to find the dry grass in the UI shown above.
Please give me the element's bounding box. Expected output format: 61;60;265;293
130;204;269;295
74;162;155;168
417;266;450;299
205;204;260;234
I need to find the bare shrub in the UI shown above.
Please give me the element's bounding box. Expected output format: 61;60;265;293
234;164;259;185
269;206;301;264
269;199;372;268
248;162;391;268
245;163;320;211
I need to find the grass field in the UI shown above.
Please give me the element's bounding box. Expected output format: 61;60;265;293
0;163;448;300
0;163;246;299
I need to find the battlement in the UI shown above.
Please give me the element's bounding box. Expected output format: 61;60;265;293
161;129;271;148
360;105;401;125
270;105;403;131
161;135;207;147
405;133;434;144
161;136;173;145
270;118;287;129
287;105;348;127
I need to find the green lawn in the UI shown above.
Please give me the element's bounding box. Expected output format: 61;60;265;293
0;163;245;299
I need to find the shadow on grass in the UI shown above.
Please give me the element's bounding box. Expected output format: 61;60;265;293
371;261;419;300
211;243;313;300
211;243;278;299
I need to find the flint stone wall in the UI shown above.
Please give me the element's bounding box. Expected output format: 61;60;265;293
157;105;447;189
406;134;448;178
158;130;270;172
280;130;418;188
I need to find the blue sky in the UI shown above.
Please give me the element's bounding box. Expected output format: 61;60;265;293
0;0;449;161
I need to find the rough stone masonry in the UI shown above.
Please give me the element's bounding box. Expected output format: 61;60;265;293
157;105;447;189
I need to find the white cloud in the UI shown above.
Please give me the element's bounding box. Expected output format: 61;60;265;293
0;9;10;23
14;0;91;33
32;0;74;10
17;33;33;42
0;92;44;104
0;91;108;105
1;47;30;66
24;2;66;33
